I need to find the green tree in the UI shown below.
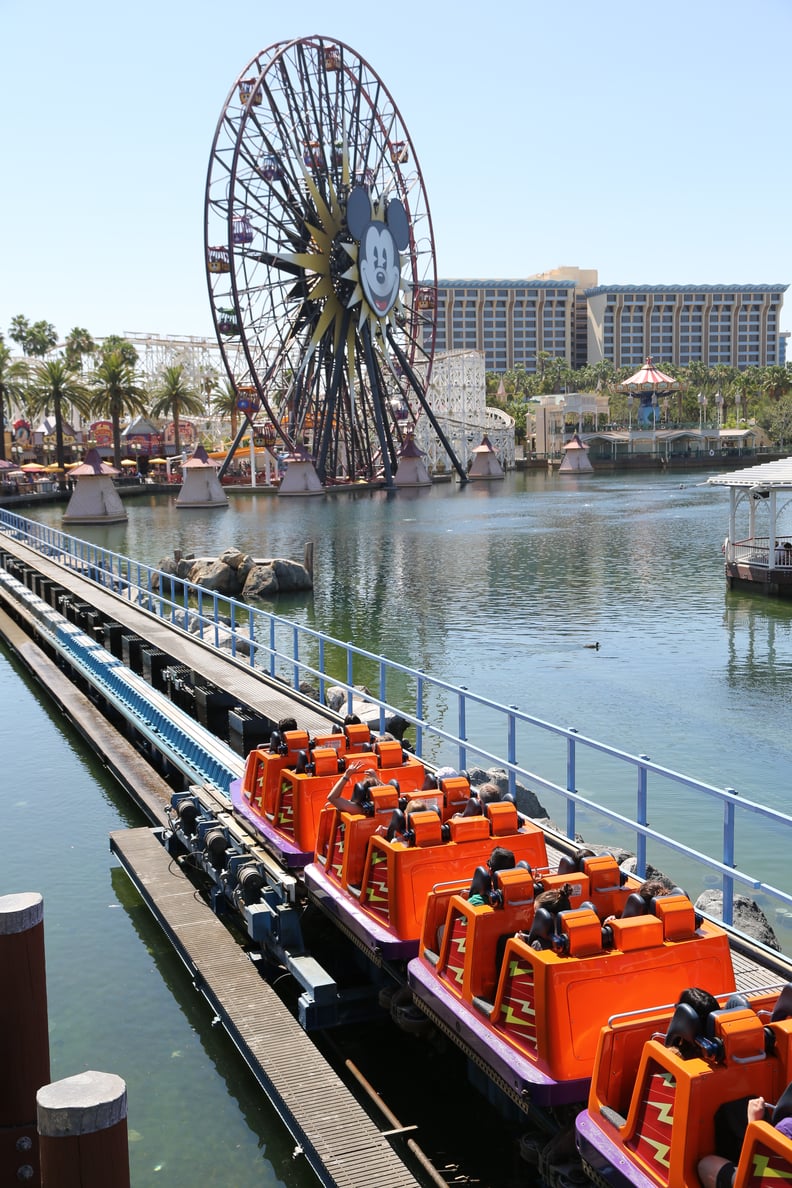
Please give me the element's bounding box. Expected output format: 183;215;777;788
760;365;792;403
100;335;139;368
0;339;29;461
64;327;96;372
211;378;242;438
9;316;58;358
150;364;205;458
29;358;91;475
91;350;147;467
766;394;792;450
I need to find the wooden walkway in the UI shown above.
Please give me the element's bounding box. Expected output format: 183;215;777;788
0;534;332;736
110;827;420;1188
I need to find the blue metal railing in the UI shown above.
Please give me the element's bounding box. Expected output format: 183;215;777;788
2;507;792;935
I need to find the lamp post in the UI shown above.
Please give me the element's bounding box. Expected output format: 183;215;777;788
698;392;708;430
627;394;634;431
715;391;723;429
734;392;742;424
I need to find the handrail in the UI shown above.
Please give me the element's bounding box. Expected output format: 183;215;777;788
2;507;792;936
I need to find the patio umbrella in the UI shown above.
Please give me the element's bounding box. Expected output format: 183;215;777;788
120;459;138;467
148;457;168;464
44;463;65;473
20;464;46;473
0;458;15;470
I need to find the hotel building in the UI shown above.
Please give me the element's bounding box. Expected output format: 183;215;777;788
430;274;787;372
585;284;787;370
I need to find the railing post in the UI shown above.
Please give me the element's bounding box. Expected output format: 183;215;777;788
229;601;236;658
637;758;649;877
292;625;300;690
507;707;518;798
346;645;354;715
269;619;276;677
318;637;325;704
416;673;424;758
566;729;577;838
458;688;468;772
378;659;387;733
248;608;256;668
722;788;737;927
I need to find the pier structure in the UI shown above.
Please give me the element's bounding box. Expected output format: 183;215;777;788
2;511;792;1185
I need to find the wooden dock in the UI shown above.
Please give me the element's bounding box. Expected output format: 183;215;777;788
110;827;419;1188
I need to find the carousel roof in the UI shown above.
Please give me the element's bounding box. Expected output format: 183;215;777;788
69;448;119;477
619;358;679;391
707;456;792;489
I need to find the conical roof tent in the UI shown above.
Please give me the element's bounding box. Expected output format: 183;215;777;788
183;444;218;469
398;434;426;459
68;448;120;477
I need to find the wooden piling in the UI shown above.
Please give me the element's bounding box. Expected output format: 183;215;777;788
37;1071;130;1188
304;540;314;578
0;891;50;1186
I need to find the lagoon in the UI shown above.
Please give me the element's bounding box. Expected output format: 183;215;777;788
4;467;792;1184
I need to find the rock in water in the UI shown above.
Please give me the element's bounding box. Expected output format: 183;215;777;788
695;889;781;950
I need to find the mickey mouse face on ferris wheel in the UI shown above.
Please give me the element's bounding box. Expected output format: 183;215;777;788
346;186;410;319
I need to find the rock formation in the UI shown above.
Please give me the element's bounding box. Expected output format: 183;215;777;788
154;546;312;599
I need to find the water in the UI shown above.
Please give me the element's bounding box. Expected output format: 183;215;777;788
4;469;792;1182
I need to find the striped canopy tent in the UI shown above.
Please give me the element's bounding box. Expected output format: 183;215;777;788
618;358;679;393
618;357;679;428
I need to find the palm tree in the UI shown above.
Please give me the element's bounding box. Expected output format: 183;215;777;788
211;378;241;439
91;350;147;467
64;327;96;373
100;335;139;368
29;359;92;476
149;364;205;459
0;340;29;461
9;316;58;359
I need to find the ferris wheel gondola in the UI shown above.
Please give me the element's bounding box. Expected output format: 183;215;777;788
204;35;465;485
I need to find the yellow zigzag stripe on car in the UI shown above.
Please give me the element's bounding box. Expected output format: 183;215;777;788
365;853;390;907
501;1000;537;1028
641;1137;671;1169
751;1154;792;1179
649;1099;675;1126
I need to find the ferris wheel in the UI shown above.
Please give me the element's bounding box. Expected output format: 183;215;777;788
204;35;465;484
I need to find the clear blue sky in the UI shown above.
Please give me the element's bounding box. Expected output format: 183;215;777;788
3;0;790;344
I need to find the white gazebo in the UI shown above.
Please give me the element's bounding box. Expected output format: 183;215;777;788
394;435;431;488
63;450;127;524
708;457;792;596
176;444;228;509
467;435;505;481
